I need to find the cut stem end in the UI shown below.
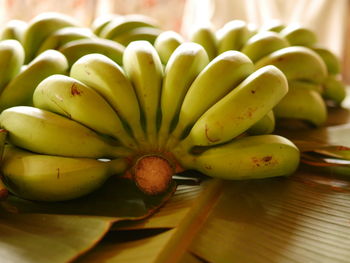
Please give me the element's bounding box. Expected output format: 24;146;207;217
133;155;174;195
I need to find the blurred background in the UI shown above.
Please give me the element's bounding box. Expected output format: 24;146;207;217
0;0;348;82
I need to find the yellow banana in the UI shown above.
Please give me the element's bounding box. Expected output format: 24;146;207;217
217;20;250;54
100;14;158;39
241;31;290;62
36;26;95;55
247;110;275;135
59;38;124;67
322;75;346;106
0;19;27;41
158;42;209;148
1;145;128;202
279;24;317;47
0;49;68;111
274;80;327;126
312;46;341;74
154;30;184;64
255;46;327;84
70;53;146;147
175;134;300;180
169;50;254;146
179;65;288;148
33;74;137;149
21;12;78;63
112;26;162;46
189;25;218;60
0;106;133;158
123;40;164;147
0;39;24;93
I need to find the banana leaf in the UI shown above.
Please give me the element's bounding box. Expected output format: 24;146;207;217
77;172;350;263
0;177;176;263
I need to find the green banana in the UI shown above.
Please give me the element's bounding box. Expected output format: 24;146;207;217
189;25;218;60
0;19;27;41
247;110;275;135
112;26;162;46
279;24;317;47
176;134;299;180
0;129;8;199
59;38;124;67
158;42;209;148
70;53;146;147
322;75;346;105
255;46;327;84
216;20;250;54
179;65;288;148
169;50;254;145
260;20;285;32
0;39;24;93
36;26;95;55
154;30;184;64
1;145;128;201
91;14;120;36
33;74;137;149
0;49;68;111
21;12;78;63
100;14;158;39
0;106;133;158
274;80;327;126
123;40;164;147
312;46;341;74
241;31;290;62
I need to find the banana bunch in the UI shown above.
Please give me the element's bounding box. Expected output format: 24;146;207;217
189;20;346;127
0;42;300;202
92;14;162;46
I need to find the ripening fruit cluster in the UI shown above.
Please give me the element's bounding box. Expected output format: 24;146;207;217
0;12;342;202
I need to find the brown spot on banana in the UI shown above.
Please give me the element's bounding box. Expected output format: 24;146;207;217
71;83;82;96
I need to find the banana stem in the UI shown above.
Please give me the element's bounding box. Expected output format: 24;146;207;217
131;154;174;195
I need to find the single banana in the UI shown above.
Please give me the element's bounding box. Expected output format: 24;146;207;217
255;46;327;84
322;75;346;106
70;53;146;147
158;42;209;148
175;134;300;180
279;24;317;47
0;19;27;41
189;25;218;60
0;129;7;200
216;20;250;54
274;80;327;126
0;39;25;93
260;20;285;32
0;49;68;111
247;110;275;135
112;26;162;46
36;26;95;55
33;74;137;149
169;50;254;145
1;145;128;202
179;65;288;148
91;14;120;36
21;12;78;63
154;30;184;64
312;46;341;74
100;14;158;39
241;31;290;62
59;38;124;67
0;106;133;158
123;40;164;147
